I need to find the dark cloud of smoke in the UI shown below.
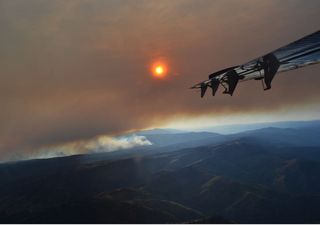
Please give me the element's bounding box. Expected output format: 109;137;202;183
0;0;320;160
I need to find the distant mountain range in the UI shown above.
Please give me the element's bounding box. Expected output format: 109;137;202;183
1;121;320;223
189;119;320;134
130;122;320;150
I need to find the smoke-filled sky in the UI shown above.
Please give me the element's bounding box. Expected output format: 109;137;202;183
1;0;320;160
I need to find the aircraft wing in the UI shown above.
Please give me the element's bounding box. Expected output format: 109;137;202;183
191;30;320;97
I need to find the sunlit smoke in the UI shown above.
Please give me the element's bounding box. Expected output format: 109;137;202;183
29;135;152;160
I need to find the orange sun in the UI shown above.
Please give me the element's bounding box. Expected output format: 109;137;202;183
155;66;164;75
152;63;168;79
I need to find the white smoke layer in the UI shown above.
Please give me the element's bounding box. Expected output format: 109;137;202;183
30;135;152;160
85;135;152;153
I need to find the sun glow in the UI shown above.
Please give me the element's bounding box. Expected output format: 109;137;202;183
155;66;164;75
151;62;168;79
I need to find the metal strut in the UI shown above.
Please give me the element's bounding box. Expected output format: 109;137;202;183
222;70;239;96
262;53;280;90
210;79;220;96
